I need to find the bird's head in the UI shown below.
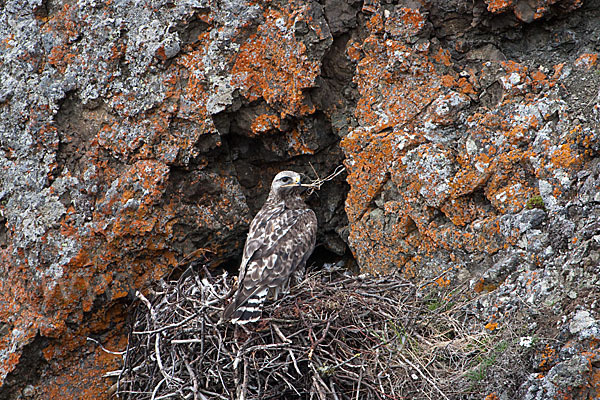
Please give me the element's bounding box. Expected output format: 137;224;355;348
270;170;310;197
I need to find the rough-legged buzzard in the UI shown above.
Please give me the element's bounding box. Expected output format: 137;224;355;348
222;171;317;324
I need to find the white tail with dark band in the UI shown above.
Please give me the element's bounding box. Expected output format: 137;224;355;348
227;287;268;325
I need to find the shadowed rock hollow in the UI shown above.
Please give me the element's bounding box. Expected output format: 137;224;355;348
1;0;600;398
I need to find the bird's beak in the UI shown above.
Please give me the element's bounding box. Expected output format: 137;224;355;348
282;176;314;188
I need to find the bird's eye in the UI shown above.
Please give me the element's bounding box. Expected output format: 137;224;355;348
281;176;291;183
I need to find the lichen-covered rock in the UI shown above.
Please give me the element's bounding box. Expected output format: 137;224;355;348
339;0;600;397
484;0;583;22
341;0;598;284
0;0;347;397
1;0;600;398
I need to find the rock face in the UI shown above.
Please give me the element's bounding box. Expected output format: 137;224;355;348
0;0;599;398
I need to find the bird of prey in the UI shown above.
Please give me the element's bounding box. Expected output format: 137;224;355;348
222;170;317;324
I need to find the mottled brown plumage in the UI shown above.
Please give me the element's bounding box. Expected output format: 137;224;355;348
222;171;317;324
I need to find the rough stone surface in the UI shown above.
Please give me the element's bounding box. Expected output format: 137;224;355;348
1;0;600;398
0;0;348;398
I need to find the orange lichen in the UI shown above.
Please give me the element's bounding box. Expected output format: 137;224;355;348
435;49;453;67
231;6;325;118
384;7;426;39
485;0;513;13
550;140;583;170
485;322;498;331
473;278;485;293
346;40;363;62
440;74;456;87
251;114;281;135
366;13;384;33
435;276;451;287
574;53;598;69
539;344;557;372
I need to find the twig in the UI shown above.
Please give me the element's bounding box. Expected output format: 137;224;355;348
171;339;203;344
239;356;249;400
133;311;202;335
288;349;302;376
183;357;198;400
155;333;171;382
151;378;166;400
356;366;364;400
303;165;346;194
136;290;157;320
272;323;291;343
397;352;449;400
86;337;126;355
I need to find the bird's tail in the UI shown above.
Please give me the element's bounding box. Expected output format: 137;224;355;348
222;287;268;325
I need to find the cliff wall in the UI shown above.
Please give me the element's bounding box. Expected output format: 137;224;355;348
0;0;599;398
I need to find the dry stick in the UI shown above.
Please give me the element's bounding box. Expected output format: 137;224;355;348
355;366;364;400
154;332;168;381
244;342;287;355
272;323;291;343
311;375;327;400
155;332;182;384
86;337;126;355
134;311;201;335
102;369;122;378
308;164;346;189
155;392;179;400
303;164;346;194
197;389;228;400
329;381;341;400
136;290;155;316
406;345;440;385
183;357;199;400
397;351;449;400
288;349;302;376
239;356;249;400
117;333;134;397
214;333;230;396
171;339;203;344
151;377;166;400
288;377;303;398
307;318;332;360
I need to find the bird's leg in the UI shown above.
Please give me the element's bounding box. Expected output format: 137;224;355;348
272;286;281;301
292;264;306;286
280;279;290;296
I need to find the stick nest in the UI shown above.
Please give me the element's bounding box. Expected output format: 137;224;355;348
111;266;514;400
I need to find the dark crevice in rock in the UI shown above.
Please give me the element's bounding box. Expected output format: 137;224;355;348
309;32;360;138
220;125;348;255
177;10;212;48
0;214;7;249
307;241;353;271
33;0;49;20
0;335;49;400
472;186;496;215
